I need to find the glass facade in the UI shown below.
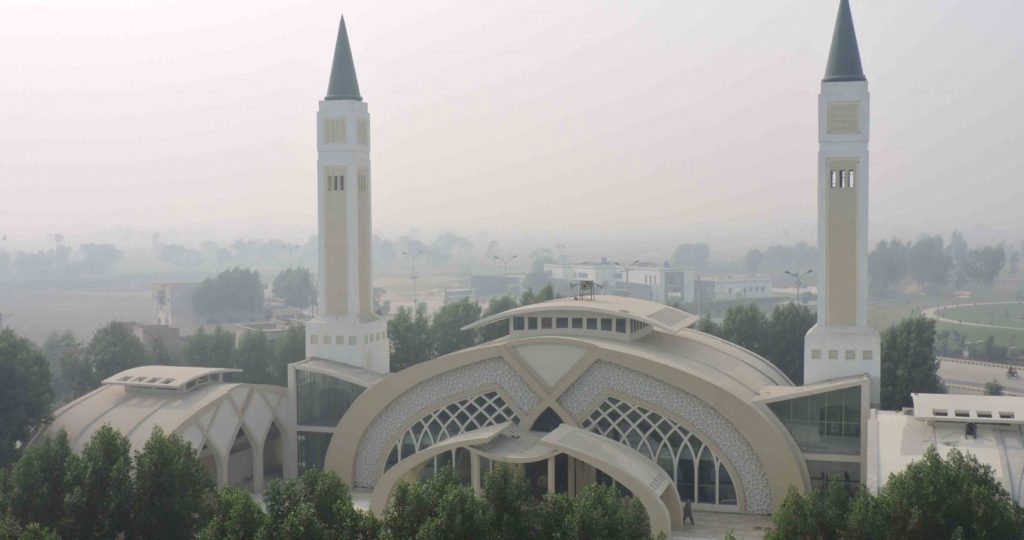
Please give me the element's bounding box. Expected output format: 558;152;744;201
583;396;737;506
297;431;333;473
807;460;861;493
296;369;365;427
767;386;862;455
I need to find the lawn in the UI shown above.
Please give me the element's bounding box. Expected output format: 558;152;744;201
938;302;1024;330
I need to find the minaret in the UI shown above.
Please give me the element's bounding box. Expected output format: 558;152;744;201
305;16;390;374
803;0;880;404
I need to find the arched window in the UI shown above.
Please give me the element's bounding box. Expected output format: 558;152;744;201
830;170;838;188
848;170;855;188
582;396;737;506
385;392;518;472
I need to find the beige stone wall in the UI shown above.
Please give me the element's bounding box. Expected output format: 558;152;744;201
323;165;348;316
825;158;859;326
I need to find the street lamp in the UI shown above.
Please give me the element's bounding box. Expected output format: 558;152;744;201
403;249;424;308
493;254;517;276
784;269;813;305
614;260;642;298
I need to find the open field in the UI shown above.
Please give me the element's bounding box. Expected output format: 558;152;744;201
0;283;153;345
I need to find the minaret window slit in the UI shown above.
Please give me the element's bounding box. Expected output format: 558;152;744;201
830;170;837;188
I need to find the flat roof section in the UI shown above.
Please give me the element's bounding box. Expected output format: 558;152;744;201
102;366;242;392
463;295;698;335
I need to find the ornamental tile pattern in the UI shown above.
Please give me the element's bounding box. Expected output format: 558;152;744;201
559;360;772;514
353;357;539;487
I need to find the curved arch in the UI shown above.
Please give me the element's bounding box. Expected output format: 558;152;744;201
582;394;744;509
560;360;780;513
333;357;540;488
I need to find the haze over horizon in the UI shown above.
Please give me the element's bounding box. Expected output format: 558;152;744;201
2;0;1022;254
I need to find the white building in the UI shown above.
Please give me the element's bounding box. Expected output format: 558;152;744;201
544;259;695;304
698;275;773;301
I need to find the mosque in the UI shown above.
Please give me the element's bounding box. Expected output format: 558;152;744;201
35;1;1024;536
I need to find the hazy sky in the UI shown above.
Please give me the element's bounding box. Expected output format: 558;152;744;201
2;0;1022;253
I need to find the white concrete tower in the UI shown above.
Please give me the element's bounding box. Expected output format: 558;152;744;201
305;16;389;374
804;0;880;404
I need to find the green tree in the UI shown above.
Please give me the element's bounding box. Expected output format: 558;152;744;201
881;316;945;410
63;425;134;540
720;304;768;354
87;321;151;382
199;487;268;540
237;330;274;384
879;447;1024;539
672;243;711;271
130;427;216;540
183;326;237;368
984;379;1004;396
193;267;264;320
272;267;316;310
0;329;53;466
573;483;652;540
764;303;815;384
431;299;482;357
42;330;80;403
744;248;764;275
481;463;531;540
479;295;517;342
696;315;721;335
381;466;485;540
7;431;73;533
908;235;950;290
0;517;61;540
388;304;433;371
519;284;555;306
274;325;306;385
58;346;95;400
966;245;1006;288
259;470;378;540
868;238;909;297
535;493;579;539
148;336;179;366
947;229;969;289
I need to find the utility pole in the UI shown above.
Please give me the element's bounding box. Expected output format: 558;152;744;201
784;269;813;305
493;254;517;276
614;260;641;298
403;249;424;308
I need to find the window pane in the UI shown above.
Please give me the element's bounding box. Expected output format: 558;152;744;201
572;318;583;329
601;319;613;331
697;447;716;503
586;318;598;330
615;318;627;333
718;464;737;505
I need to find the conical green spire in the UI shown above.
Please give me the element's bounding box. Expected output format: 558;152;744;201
325;16;362;101
823;0;866;83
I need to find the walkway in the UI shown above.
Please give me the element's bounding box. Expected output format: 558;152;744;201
672;511;772;539
939;357;1024;396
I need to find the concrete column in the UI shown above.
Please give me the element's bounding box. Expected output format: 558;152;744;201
471;453;482;496
547;457;556;494
253;440;265;494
